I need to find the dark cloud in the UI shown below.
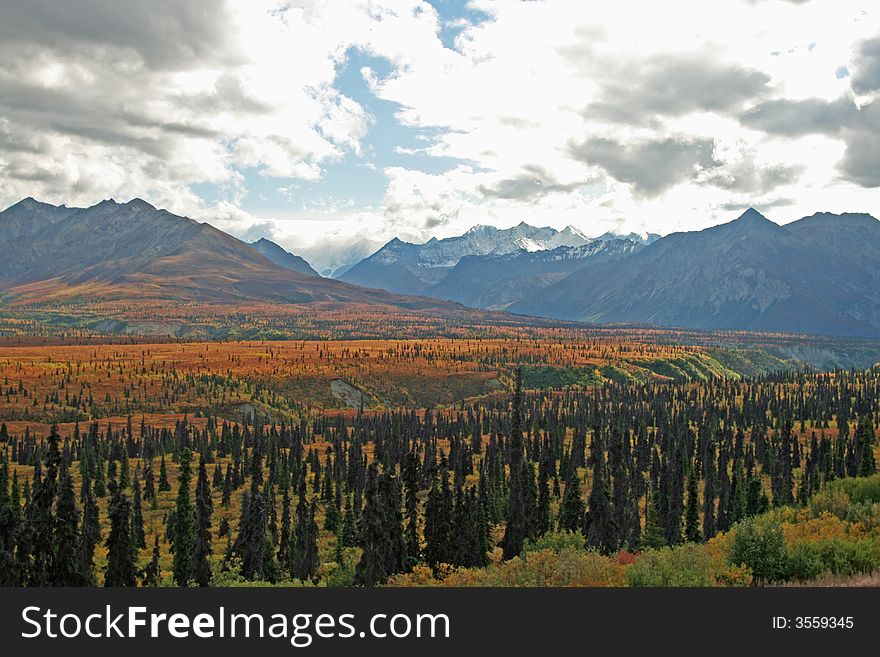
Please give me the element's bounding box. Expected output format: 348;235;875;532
839;136;880;186
569;136;719;196
478;165;589;201
740;95;880;187
710;162;804;194
739;97;858;136
585;55;770;124
852;35;880;94
720;198;795;212
0;0;240;69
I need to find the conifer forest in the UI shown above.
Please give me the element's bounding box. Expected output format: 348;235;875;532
1;336;879;587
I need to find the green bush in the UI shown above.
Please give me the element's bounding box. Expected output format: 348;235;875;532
625;544;715;587
812;538;880;577
785;542;824;581
728;517;789;585
811;474;880;519
523;531;585;554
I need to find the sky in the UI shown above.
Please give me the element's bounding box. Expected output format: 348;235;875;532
1;0;880;257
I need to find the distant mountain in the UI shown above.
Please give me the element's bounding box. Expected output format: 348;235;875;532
595;230;661;244
0;197;464;314
339;221;619;294
298;238;384;278
510;208;880;337
428;238;643;310
6;198;879;337
250;238;319;277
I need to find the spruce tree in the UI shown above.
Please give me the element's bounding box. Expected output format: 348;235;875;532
191;457;213;587
233;449;269;581
558;469;585;533
104;486;136;587
354;464;406;586
79;473;101;584
52;468;85;585
277;486;292;572
292;490;319;582
585;426;616;554
171;449;195;586
130;469;146;550
424;463;453;570
857;417;876;476
402;452;420;567
29;425;61;585
141;535;162;587
642;489;665;550
501;369;527;559
684;468;701;543
143;458;157;508
158;455;171;492
702;435;717;540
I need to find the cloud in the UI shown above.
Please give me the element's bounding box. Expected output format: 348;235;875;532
585;55;771;124
478;165;591;201
0;0;241;69
852;34;880;94
570;136;720;197
839;102;880;187
739;97;858;136
0;0;374;211
739;96;880;187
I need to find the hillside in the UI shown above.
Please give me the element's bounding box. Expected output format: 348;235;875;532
511;209;880;337
427;239;642;310
0;197;467;314
249;238;319;277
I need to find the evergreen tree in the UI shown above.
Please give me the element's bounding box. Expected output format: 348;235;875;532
292;490;319;582
143;458;157;508
702;435;717;540
171;449;195;586
130;469;146;550
141;535;162;587
424;463;453;570
501;369;527;560
857;417;876;476
29;425;61;585
233;450;269;581
354;464;406;585
104;486;136;587
158;455;171;492
79;474;101;584
585;427;616;553
684;468;701;543
191;457;213;587
402;452;420;567
51;468;85;585
642;489;665;550
277;487;292;572
558;469;585;533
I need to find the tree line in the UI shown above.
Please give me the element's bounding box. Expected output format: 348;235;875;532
0;366;877;586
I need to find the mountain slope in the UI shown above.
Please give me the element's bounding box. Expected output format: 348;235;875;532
250;238;319;277
0;198;463;312
428;238;643;310
511;209;880;337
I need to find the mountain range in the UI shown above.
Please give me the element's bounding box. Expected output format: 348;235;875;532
509;208;880;337
336;208;880;337
2;197;879;337
0;197;461;314
339;221;657;295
